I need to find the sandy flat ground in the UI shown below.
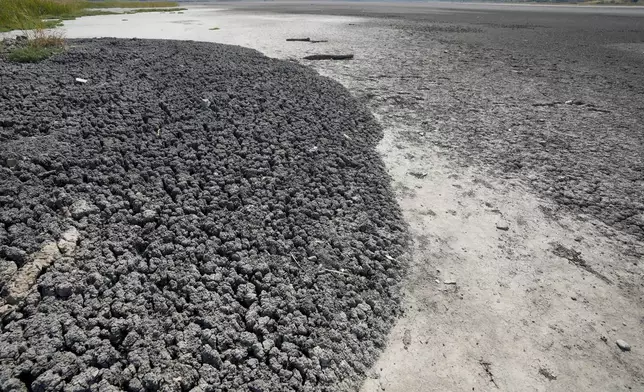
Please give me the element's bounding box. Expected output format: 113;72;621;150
4;3;642;391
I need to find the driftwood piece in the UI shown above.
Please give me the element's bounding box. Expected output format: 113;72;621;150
303;54;354;61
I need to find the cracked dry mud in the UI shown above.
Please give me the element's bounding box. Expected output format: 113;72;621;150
0;39;408;392
323;16;644;242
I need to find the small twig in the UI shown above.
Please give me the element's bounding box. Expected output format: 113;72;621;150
289;253;302;269
587;107;611;113
532;101;562;107
303;54;354;61
37;170;56;178
322;268;351;276
480;360;499;389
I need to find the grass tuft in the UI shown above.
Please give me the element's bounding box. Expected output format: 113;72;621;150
29;27;66;47
7;28;65;63
0;0;180;32
8;45;59;62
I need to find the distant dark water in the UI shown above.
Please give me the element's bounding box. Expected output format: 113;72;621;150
178;0;591;3
179;0;483;3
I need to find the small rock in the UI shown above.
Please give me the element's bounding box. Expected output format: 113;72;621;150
141;209;157;222
61;227;79;243
311;346;332;368
444;280;457;285
616;339;631;352
496;220;510;231
201;346;222;368
201;98;211;108
57;239;75;255
56;282;73;298
5;158;17;168
565;100;573;105
538;366;557;381
75;78;88;84
70;200;98;219
57;227;79;255
262;339;275;352
408;171;428;179
250;342;265;359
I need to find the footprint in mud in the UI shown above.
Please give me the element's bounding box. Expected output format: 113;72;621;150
394;182;417;198
419;209;436;217
462;189;476;198
403;329;412;349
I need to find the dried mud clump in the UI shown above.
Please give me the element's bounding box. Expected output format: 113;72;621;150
0;39;407;392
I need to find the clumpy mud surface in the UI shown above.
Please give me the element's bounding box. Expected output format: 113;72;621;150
0;39;407;391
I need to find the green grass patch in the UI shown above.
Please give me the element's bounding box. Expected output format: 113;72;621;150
8;45;61;62
6;29;65;62
1;0;72;31
0;0;180;32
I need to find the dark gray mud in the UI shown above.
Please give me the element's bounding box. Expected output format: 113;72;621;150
0;39;407;391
